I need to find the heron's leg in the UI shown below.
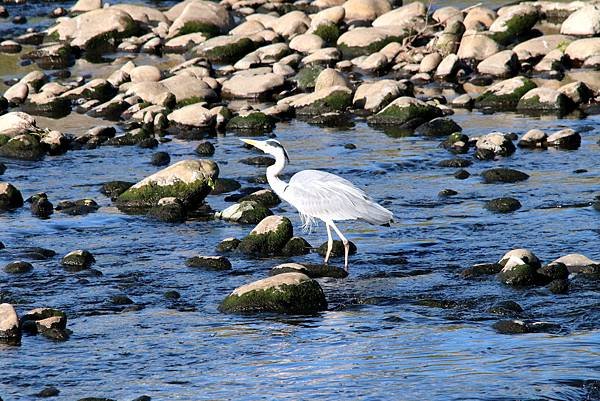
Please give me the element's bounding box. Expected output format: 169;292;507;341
330;221;350;270
324;222;333;265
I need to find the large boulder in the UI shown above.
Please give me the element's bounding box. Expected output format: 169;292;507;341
489;4;538;44
565;38;600;65
167;0;232;38
0;134;46;161
353;79;412;113
116;159;219;212
474;76;537;110
219;273;327;314
221;72;285;99
560;5;600;36
0;112;37;137
47;8;138;51
238;215;293;256
0;182;24;210
368;97;443;127
0;303;21;344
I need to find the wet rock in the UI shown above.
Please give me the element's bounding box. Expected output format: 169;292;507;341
475;76;537;110
538;262;569;282
488;300;523;316
147;197;186;223
4;82;28;105
498;257;540;287
438;189;458;197
547;279;569;294
215;201;271;224
0;182;24;210
517;88;571;114
101;181;133;200
499;248;541;269
36;386;60;397
438;158;472;168
110;295;134;305
55;199;99;216
151;152;170;167
219;272;327;314
164;290;180;300
185;255;231;270
475;132;516;158
226;112;275;135
560;5;600;36
477;50;519;78
21;43;72;70
240;156;275;167
482;168;529;184
217;238;240;253
368;97;443;127
489;4;538;45
238;215;293;256
337;27;407;58
210;178;240;195
551;254;599;274
454;169;470;180
450;94;473;108
61;250;96;271
40;130;70;156
22;92;71;119
116;159;218;213
461;262;503;278
415;117;461;137
4;261;33;274
281;237;312;256
19;247;56;260
239;189;280;208
195;141;215;157
292;65;324;91
518;129;547;148
0;163;5;175
167;103;214;132
547;129;581;150
353;79;412;113
270;262;348;279
316;240;357;258
0;303;21;344
485;197;521;213
492;320;560;335
30;194;54;218
286;86;353;116
21;307;68;341
193;35;254;63
47;9;138;52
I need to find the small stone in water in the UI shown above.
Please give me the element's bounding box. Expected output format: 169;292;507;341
164;290;181;300
61;250;95;271
216;238;240;253
344;143;356;149
438;189;458;197
454;169;470;179
4;261;33;273
151;151;170;166
185;255;232;270
195;141;215;156
110;295;134;305
485;197;522;213
36;386;60;397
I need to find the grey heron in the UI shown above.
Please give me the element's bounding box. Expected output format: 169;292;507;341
240;138;393;270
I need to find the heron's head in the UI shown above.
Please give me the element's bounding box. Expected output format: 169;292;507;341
240;138;290;164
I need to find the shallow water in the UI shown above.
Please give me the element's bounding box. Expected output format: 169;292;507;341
1;0;600;399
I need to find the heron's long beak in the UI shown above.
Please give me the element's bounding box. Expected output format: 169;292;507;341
240;138;265;151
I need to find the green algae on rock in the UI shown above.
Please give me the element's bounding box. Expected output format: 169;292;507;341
219;272;327;314
226;112;275;135
368;97;443;127
238;215;294;256
475;76;537;110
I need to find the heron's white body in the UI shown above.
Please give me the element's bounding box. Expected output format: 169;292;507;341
242;138;393;269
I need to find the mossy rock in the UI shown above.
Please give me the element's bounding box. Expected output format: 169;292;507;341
185;255;231;270
491;12;538;45
4;261;33;274
296;89;353;116
104;128;154;147
216;237;240;253
293;66;325;91
200;37;254;63
368;98;443;127
316;240;357;258
216;200;272;224
61;250;95;271
226;112;275;135
281;237;312;256
270;262;348;279
497;263;540;287
475;77;537;110
461;263;503;279
492;320;560;335
0;134;46;161
482;168;529;184
178;21;220;38
313;23;340;45
147;199;186;223
238;215;294;256
485;197;522;213
416;117;462;137
338;36;404;59
0;135;10;146
219;272;328;314
21;96;71;119
240;189;280;208
516;92;571;115
210;177;240;195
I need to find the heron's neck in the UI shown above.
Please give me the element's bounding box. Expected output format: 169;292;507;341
266;154;288;198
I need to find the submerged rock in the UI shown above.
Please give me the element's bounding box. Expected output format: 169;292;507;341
0;182;24;210
216;238;240;253
485;197;522;213
4;261;33;274
482;168;529;184
219;272;327;314
238;215;293;256
61;250;95;271
147;197;186;223
270;262;348;279
316;240;357;258
492;319;560;335
116;159;218;213
185;255;231;270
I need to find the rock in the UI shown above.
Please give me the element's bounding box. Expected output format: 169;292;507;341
47;9;138;52
565;38;600;65
240;156;275;167
18;247;56;260
357;52;389;72
101;181;133;200
558;81;592;105
454;169;470;180
463;6;496;30
21;43;72;69
185;255;231;270
20;71;47;92
239;189;280;208
547;279;569;294
219;272;327;314
457;32;501;61
292;66;324;91
285;86;352;116
272;11;310;38
368;96;443;127
493;319;560;334
475;76;537;110
289;34;324;54
438;158;472;168
216;238;240;253
151;152;170;167
538;262;569;282
316;240;357;258
353;79;412;113
343;0;391;23
517;88;571;114
415;117;462;137
487;301;523;316
21;307;68;340
485;197;521;213
238;215;293;256
37;386;60;397
547;129;581;149
551;254;599;273
498;256;540;287
0;40;21;53
129;66;161;83
499;249;541;269
0;303;21;344
518;129;547;148
126;82;175;108
31;194;54;218
167;0;231;38
71;0;101;13
337;27;407;58
0;163;5;175
4;261;33;273
193;35;254;63
513;35;573;62
435;54;461;79
0;182;24;210
489;4;538;44
61;79;116;102
161;74;217;106
61;250;95;271
419;53;442;73
164;32;207;53
110;295;133;305
4;83;29;105
434;21;464;57
55;199;99;216
281;237;312;256
111;4;167;25
475;132;516;158
116;159;218;212
477;50;519;78
461;263;502;278
314;68;349;92
22;92;71;119
482;168;529;184
195;141;215;156
270;262;348;279
226;112;275;135
222;72;285;99
560;5;600;36
166;103;214;132
215;200;272;224
147;197;186;223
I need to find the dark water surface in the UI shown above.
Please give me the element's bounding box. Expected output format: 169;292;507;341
1;0;599;399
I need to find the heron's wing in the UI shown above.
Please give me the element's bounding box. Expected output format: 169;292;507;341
284;170;393;225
